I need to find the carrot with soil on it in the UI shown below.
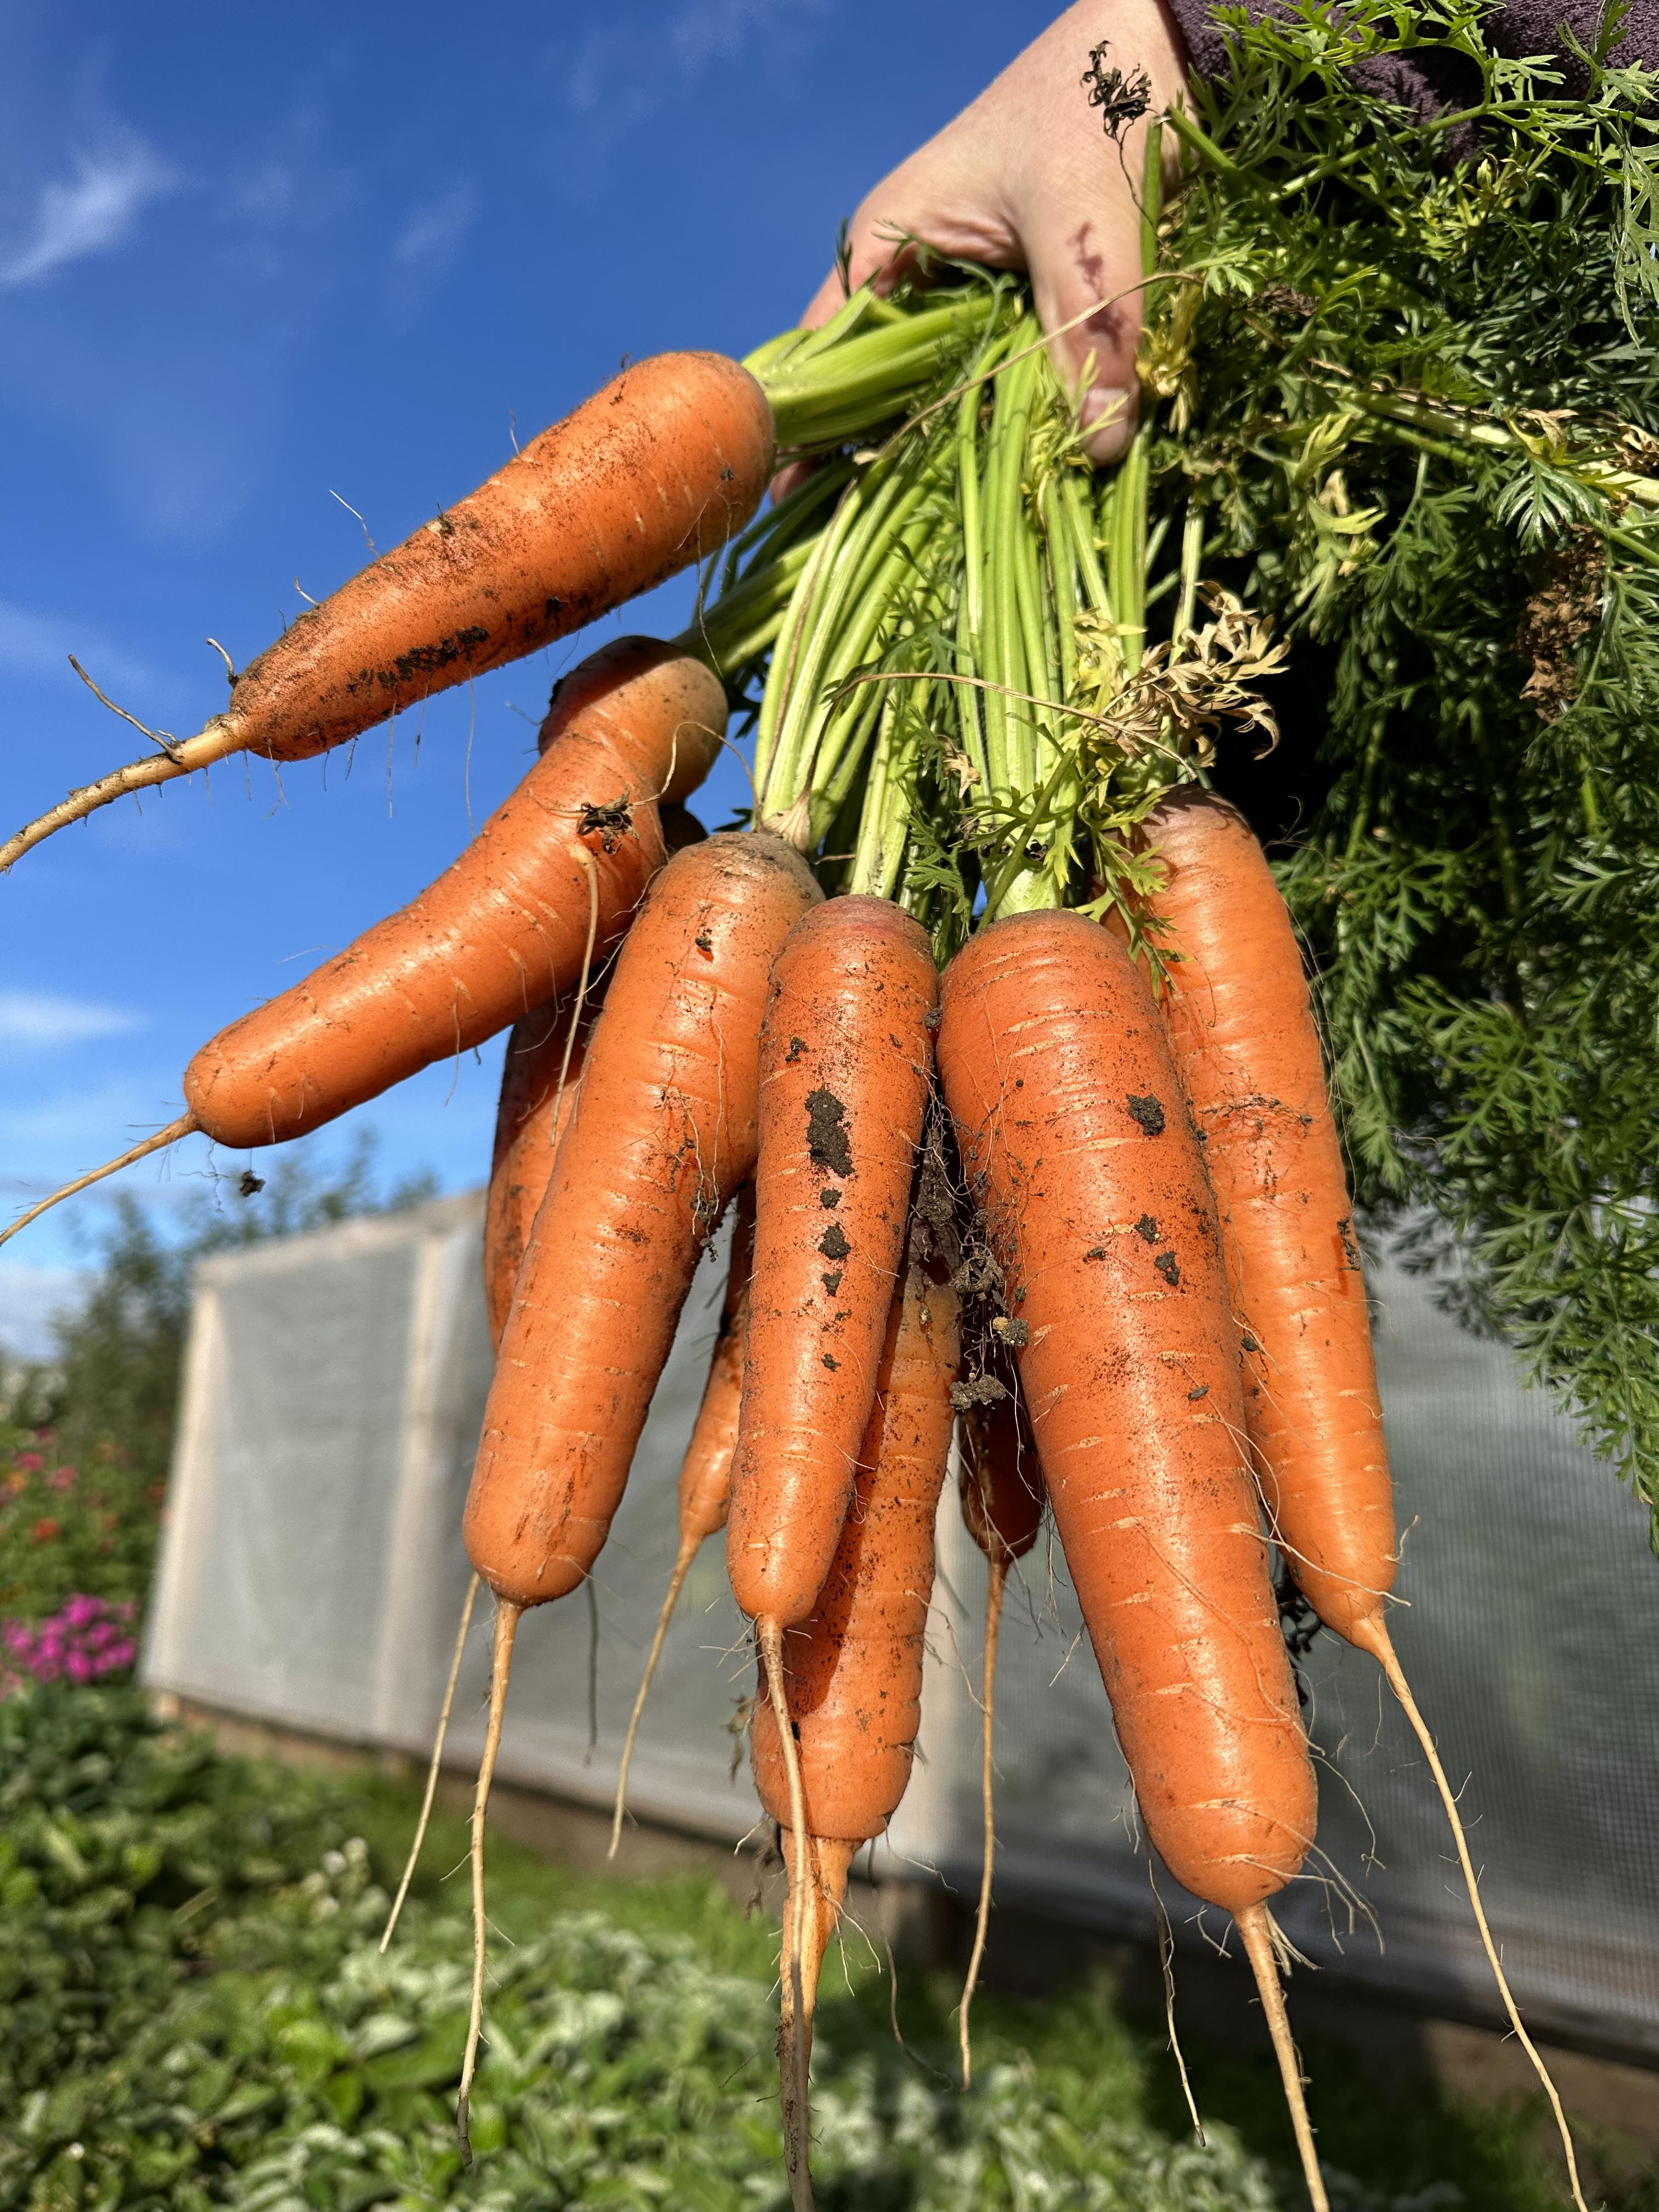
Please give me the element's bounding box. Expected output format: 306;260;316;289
725;894;940;1633
1139;786;1589;2212
749;1209;960;2212
721;893;939;2208
2;639;723;1252
937;908;1329;2212
484;994;599;1350
609;1182;755;1859
455;828;820;2155
3;353;774;871
955;1384;1045;2088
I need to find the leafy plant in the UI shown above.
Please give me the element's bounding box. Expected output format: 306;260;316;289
0;1683;1602;2212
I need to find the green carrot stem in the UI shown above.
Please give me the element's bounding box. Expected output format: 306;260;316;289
1110;424;1153;674
718;455;853;595
1174;496;1205;645
1141;116;1164;279
1062;471;1113;617
755;458;913;799
763;471;951;822
753;291;1003;450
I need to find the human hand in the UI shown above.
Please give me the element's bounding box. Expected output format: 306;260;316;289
798;1;1187;464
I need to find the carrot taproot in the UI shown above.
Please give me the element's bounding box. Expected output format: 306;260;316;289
484;996;596;1350
725;895;939;1633
465;836;817;1608
454;830;819;2150
955;1384;1045;2087
608;1182;755;1858
1;639;721;1251
936;909;1328;2212
750;1221;960;2212
1140;787;1588;2212
3;354;772;870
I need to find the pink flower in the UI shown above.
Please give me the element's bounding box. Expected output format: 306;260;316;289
15;1453;42;1473
63;1595;101;1628
48;1468;77;1493
66;1652;92;1684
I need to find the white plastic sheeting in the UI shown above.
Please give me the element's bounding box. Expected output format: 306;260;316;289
143;1190;1659;2062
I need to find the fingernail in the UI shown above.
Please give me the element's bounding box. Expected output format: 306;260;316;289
1079;386;1136;462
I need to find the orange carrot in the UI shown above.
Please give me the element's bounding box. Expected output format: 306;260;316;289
608;1183;755;1857
750;1222;960;2212
3;354;772;870
454;830;819;2153
726;895;939;1634
1;639;720;1251
465;836;816;1610
1141;787;1588;2211
483;994;596;1350
955;1385;1045;2086
937;909;1327;2211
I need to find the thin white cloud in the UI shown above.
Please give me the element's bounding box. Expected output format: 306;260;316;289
0;131;179;287
392;183;477;273
557;0;829;157
0;993;145;1049
0;600;157;698
669;0;824;70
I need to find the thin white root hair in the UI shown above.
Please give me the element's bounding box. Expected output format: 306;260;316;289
959;1554;1007;2090
381;1572;479;1951
759;1617;816;2212
1148;1858;1205;2143
552;842;601;1139
0;1114;197;1251
457;1596;521;2165
1360;1620;1589;2212
1236;1901;1329;2212
610;1533;699;1858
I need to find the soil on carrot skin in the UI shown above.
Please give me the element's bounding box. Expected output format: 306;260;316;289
806;1088;853;1177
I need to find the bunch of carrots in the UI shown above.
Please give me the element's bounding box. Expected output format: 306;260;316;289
12;37;1647;2212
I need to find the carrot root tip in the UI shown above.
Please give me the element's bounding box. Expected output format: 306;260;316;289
0;1113;198;1252
456;1596;521;2164
1356;1619;1590;2212
1236;1901;1329;2212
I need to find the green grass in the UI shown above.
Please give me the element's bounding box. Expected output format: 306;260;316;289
3;1682;1638;2212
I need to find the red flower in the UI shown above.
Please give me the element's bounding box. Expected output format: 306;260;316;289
15;1453;43;1475
29;1518;60;1545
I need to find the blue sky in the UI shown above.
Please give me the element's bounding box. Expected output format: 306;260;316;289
0;1;1036;1354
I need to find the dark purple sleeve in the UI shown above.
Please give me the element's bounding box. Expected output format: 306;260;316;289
1167;0;1657;105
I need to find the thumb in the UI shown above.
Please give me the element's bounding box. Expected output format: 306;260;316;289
1020;161;1149;464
